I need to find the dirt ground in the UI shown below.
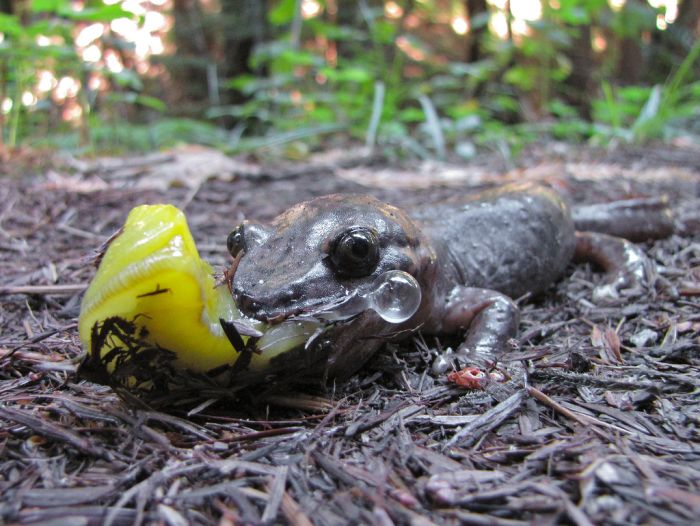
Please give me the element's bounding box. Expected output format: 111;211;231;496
1;142;699;525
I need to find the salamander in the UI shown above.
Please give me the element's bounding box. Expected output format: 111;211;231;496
227;183;672;382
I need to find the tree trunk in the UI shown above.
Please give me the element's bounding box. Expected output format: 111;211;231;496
618;39;644;84
616;0;649;85
335;1;365;60
218;0;269;108
464;0;488;62
0;0;9;148
677;0;700;36
168;0;211;111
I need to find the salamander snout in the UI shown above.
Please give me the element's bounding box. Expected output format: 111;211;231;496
232;283;308;322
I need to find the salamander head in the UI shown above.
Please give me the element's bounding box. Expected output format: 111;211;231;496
229;194;429;324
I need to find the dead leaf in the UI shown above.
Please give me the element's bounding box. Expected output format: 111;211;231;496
591;325;623;364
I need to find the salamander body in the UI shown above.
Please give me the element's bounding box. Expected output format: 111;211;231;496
228;183;667;380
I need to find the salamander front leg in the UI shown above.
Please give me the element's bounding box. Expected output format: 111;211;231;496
574;231;651;302
433;287;519;375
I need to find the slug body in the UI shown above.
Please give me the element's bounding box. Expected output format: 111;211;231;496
79;205;245;375
230;183;667;380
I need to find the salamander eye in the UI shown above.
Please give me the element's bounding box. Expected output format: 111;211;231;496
227;225;246;258
329;226;380;278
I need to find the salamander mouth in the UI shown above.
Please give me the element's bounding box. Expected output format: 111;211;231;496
235;294;351;324
229;261;364;325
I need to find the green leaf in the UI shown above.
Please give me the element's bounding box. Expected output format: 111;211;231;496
448;60;499;81
109;69;143;90
0;13;22;36
269;0;296;26
551;119;591;140
398;107;425;123
227;74;260;93
687;81;700;98
597;81;622;128
504;66;535;90
445;100;480;120
0;13;23;35
277;48;321;67
617;85;652;103
104;92;164;112
207;102;272;122
307;19;365;41
31;0;63;13
491;95;520;114
24;20;54;37
371;20;396;44
632;85;662;131
309;106;335;123
134;94;166;112
548;100;578;118
558;6;589;25
321;66;371;83
59;4;132;21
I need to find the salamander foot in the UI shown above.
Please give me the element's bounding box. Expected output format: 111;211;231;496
575;231;653;303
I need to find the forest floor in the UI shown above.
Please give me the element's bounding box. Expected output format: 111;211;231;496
1;142;699;525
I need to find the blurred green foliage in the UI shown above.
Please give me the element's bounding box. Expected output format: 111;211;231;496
2;0;699;156
212;0;699;159
1;0;131;146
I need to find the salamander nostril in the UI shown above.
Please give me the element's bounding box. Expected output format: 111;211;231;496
227;224;246;258
279;288;297;303
234;290;255;313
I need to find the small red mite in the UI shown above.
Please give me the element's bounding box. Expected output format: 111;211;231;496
447;367;488;389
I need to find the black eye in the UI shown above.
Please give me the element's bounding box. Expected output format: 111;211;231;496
329;226;380;278
227;225;246;257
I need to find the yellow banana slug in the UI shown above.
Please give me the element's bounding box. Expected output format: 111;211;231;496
78;204;245;375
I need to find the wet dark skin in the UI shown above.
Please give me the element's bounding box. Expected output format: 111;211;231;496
227;183;673;381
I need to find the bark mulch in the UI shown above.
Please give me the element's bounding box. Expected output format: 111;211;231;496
1;143;699;525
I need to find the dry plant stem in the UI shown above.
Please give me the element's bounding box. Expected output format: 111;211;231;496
261;466;288;523
280;491;314;526
444;391;524;450
0;284;87;296
526;385;636;438
0;406;112;461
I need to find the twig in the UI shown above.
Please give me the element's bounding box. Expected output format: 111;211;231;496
532;482;595;526
444;391;523;450
224;427;304;443
0;405;111;460
280;490;314;526
262;466;288;523
526;386;634;437
452;511;529;526
527;385;593;427
0;284;87;296
678;286;700;297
